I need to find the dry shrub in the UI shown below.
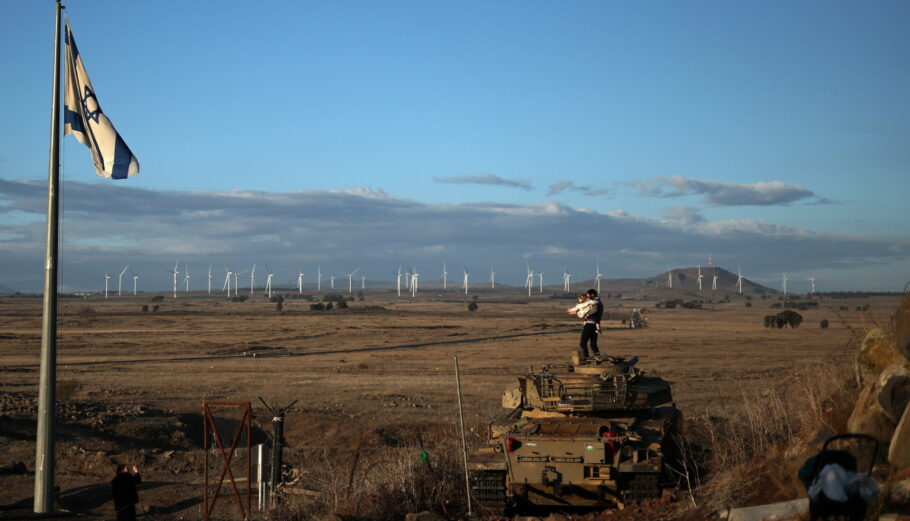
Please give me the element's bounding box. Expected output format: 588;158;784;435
270;425;475;520
678;345;860;515
57;379;81;401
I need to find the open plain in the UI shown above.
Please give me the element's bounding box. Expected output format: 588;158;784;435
0;289;900;519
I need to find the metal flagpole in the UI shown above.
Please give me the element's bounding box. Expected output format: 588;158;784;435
34;0;63;512
454;356;472;516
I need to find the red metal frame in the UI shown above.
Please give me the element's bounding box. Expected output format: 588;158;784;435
203;401;252;521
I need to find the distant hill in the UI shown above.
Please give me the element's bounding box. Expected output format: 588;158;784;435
570;266;774;296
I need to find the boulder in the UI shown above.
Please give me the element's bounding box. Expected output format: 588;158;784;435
858;329;903;379
878;363;910;424
728;498;808;521
889;478;910;508
847;381;896;446
889;402;910;469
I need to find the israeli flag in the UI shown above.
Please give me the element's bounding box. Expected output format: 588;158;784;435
64;21;139;179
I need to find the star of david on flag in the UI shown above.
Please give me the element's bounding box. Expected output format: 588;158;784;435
63;20;139;179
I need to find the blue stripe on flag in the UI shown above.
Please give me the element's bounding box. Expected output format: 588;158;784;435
111;134;134;180
63;107;84;133
65;26;79;59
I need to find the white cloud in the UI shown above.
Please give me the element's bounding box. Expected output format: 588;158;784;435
661;205;705;225
434;173;533;191
547;179;610;197
628;176;820;206
0;178;906;291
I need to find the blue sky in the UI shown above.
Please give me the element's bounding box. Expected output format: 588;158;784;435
1;1;908;291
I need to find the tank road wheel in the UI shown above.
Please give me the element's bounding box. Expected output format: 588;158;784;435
470;469;510;514
622;473;660;502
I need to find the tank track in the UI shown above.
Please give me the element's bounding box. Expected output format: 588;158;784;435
622;473;660;502
470;469;508;512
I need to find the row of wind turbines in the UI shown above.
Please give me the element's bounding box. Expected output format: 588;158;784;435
663;264;817;296
100;263;372;299
98;259;818;299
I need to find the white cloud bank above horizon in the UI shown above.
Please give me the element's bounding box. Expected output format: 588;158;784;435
0;178;906;292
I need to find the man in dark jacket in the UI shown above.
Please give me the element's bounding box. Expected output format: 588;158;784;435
111;464;141;521
581;289;604;358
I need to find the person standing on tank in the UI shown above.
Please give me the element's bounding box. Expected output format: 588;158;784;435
111;464;142;521
582;288;604;358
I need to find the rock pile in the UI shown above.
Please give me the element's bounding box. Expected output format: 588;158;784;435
0;391;152;427
845;294;910;510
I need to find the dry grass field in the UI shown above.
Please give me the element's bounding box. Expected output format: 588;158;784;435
0;289;900;519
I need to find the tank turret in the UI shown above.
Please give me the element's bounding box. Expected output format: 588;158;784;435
502;355;672;414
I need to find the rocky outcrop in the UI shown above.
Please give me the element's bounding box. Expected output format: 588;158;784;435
878;364;910;424
858;328;902;380
889;402;910;469
848;296;910;470
847;380;897;446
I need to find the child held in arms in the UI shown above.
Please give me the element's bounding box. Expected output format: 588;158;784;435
567;293;595;319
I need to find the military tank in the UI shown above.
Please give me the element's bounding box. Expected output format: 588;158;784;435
467;353;681;512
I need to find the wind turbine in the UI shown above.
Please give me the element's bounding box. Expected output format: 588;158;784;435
168;262;179;299
711;269;718;291
737;266;743;295
537;271;544;293
463;268;470;295
207;265;213;294
264;264;274;300
361;273;366;289
183;264;190;293
103;272;110;299
395;266;402;297
696;265;703;291
317;266;322;291
405;268;411;289
667;269;673;289
234;269;248;297
223;267;233;297
490;267;496;290
117;265;129;296
296;270;304;295
563;270;571;293
442;262;448;291
807;274;817;295
781;272;789;296
595;261;603;294
250;263;256;295
524;265;533;296
410;267;419;298
347;268;361;293
330;273;335;291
